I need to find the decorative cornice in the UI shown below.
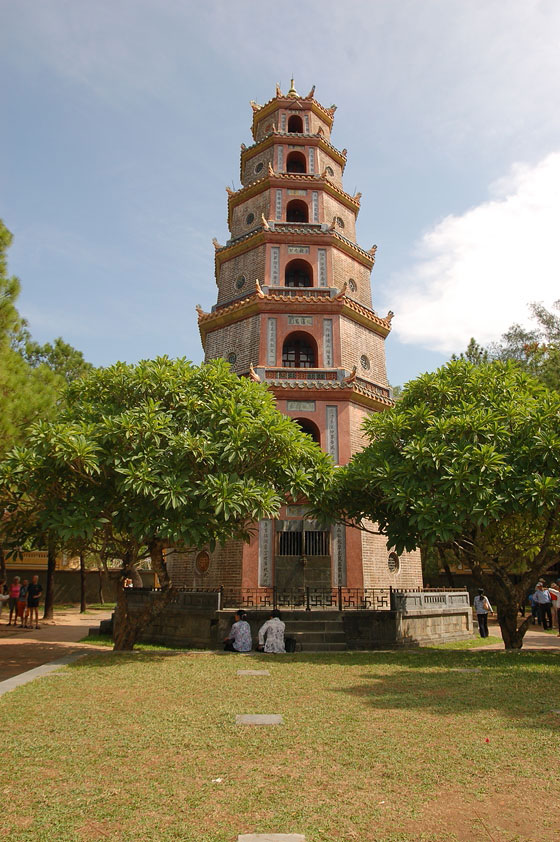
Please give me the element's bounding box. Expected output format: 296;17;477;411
197;290;392;343
214;225;375;273
264;379;394;412
227;172;360;227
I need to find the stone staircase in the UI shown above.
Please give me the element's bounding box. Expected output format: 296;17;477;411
283;611;347;652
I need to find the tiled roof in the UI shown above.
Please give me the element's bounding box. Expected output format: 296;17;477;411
227;172;359;214
242;131;345;162
217;224;374;265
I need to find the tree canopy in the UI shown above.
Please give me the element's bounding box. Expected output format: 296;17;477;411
0;356;334;645
325;359;560;648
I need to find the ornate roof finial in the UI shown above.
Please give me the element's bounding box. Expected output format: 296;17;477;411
276;82;283;97
287;77;298;98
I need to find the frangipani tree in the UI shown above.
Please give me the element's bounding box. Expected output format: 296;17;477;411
0;357;333;648
325;360;560;649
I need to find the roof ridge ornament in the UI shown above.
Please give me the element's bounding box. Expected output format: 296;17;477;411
276;82;283;97
249;363;261;382
305;85;316;99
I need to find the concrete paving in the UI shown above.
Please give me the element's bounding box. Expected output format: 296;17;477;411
472;621;560;652
237;669;271;676
0;652;88;697
236;714;283;725
237;833;305;842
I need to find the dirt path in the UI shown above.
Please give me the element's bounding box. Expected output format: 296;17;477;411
0;606;111;680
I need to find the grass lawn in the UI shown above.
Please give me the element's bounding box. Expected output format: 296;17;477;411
1;650;559;842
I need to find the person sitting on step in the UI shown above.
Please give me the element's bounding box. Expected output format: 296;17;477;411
257;609;286;653
223;610;252;652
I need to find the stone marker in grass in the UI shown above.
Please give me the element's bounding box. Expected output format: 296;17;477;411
236;714;283;725
237;670;270;676
238;835;305;841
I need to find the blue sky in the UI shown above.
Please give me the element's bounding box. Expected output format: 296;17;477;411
1;0;559;387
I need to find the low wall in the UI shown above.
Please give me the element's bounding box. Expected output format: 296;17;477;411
123;588;473;649
3;569;156;604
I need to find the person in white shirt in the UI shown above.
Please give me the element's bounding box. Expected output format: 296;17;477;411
533;583;553;630
224;611;252;652
473;589;492;638
257;610;286;653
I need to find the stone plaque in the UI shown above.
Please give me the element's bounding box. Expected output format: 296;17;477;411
275;189;283;220
332;522;347;586
280;113;286;131
258;519;274;586
287;189;306;196
285;504;311;516
270;247;280;285
326;405;339;463
312;191;319;222
288;315;312;326
287;245;309;254
304;114;310;133
267;318;277;365
318;249;327;286
308;148;315;174
286;401;316;412
277;146;284;171
236;714;283;725
323;319;333;367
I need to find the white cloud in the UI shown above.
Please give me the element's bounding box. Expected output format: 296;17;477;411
389;151;560;353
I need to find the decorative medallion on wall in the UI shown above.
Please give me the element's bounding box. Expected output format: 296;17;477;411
235;275;246;290
195;551;211;575
325;166;334;176
255;162;264;174
227;352;237;364
335;216;345;229
388;552;400;573
245;212;255;226
348;278;357;292
360;354;370;371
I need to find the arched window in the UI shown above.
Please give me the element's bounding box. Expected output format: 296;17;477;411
294;418;320;443
286;200;309;223
288;115;303;133
282;332;317;368
284;259;312;288
286;151;307;173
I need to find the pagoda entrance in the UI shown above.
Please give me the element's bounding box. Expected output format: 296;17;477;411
274;520;332;589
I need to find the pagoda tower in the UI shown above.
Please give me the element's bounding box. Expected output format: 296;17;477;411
170;81;423;594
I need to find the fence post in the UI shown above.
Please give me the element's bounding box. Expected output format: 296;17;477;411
306;586;311;612
389;585;394;611
273;586;277;610
218;585;223;611
338;586;342;612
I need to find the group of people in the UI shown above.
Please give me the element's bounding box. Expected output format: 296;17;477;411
224;609;288;654
529;580;560;633
0;576;43;629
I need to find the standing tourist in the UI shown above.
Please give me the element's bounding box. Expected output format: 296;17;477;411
7;576;20;625
223;610;252;652
549;582;560;637
257;610;286;653
533;583;553;630
473;589;492;638
16;579;29;628
26;575;43;629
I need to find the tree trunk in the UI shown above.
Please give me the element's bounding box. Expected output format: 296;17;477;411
497;604;531;650
79;553;87;613
97;568;105;604
0;545;6;583
43;537;56;620
112;574;140;651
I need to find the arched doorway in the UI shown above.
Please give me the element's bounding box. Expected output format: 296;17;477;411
286;151;306;173
286;199;309;223
294;418;320;444
284;258;312;287
282;332;317;368
288;115;304;133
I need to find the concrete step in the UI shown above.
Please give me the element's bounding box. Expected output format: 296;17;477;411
299;642;347;651
283;620;344;632
288;630;347;643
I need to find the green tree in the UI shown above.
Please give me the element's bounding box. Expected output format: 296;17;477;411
22;336;93;383
324;360;560;649
490;301;560;391
451;337;489;365
0;356;333;649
